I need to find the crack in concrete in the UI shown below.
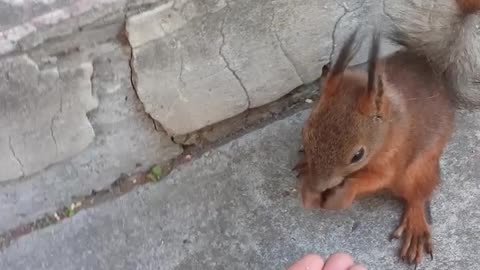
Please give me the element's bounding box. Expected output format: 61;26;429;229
50;118;58;158
270;5;304;84
172;0;188;16
176;40;188;102
329;0;368;63
329;6;348;63
0;70;320;248
382;0;395;23
50;73;64;158
123;16;161;132
8;136;24;177
178;50;186;89
89;61;97;107
218;7;251;109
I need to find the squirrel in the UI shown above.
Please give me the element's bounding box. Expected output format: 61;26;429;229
293;0;480;266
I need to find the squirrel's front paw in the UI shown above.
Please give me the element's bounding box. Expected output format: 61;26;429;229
390;205;433;266
320;184;354;210
292;160;307;178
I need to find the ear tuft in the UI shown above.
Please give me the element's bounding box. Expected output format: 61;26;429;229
367;29;381;95
331;27;361;76
323;27;362;97
359;29;388;117
321;62;331;78
375;74;384;113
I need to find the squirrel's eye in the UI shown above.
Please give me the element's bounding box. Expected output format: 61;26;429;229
351;148;365;163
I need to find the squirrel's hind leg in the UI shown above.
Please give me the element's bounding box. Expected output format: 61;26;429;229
390;200;434;266
390;148;442;266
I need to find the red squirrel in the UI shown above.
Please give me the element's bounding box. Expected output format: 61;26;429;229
293;0;480;266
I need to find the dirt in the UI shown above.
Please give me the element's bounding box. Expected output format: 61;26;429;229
0;164;169;249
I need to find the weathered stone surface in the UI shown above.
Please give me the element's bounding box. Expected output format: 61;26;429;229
0;55;97;182
0;45;182;232
127;0;385;135
218;0;303;108
173;81;319;145
0;0;127;55
0;0;402;143
0;0;71;32
126;0;228;49
329;0;400;67
1;110;479;269
271;0;346;84
128;8;249;135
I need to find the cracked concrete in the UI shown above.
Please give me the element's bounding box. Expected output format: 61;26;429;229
218;10;252;108
211;0;303;108
127;0;358;136
270;6;304;85
382;0;395;22
329;4;349;63
49;89;63;159
123;0;399;136
0;55;97;182
0;45;182;233
328;0;375;66
177;47;187;90
127;3;249;135
119;0;397;137
266;0;343;84
7;136;24;178
0;0;128;55
49;118;58;158
328;0;399;66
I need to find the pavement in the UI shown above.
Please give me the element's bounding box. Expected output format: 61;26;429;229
1;109;479;270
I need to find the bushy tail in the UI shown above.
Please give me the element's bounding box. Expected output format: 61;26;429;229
385;0;480;108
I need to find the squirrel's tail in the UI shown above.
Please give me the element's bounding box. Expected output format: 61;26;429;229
386;0;480;108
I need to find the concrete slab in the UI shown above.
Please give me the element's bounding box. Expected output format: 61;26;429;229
0;46;182;233
1;110;479;270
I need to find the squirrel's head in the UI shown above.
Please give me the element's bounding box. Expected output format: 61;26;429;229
300;29;390;208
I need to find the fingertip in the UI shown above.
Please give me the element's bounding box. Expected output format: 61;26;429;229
348;265;368;270
324;252;355;270
287;254;324;270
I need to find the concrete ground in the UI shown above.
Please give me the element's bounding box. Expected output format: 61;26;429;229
1;110;479;270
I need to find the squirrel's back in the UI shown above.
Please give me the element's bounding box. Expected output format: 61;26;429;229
385;0;480;108
383;50;455;159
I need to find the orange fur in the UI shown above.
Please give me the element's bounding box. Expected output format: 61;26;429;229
456;0;480;13
295;31;455;266
295;0;478;265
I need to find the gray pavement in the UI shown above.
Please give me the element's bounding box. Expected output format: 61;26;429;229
1;110;479;270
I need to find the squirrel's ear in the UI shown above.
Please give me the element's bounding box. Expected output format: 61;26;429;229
359;74;387;117
374;74;387;116
367;30;380;97
321;62;331;79
323;28;360;97
359;30;387;117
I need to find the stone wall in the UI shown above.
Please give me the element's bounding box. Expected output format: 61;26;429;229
0;0;399;231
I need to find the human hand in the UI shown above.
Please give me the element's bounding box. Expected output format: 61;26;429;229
287;252;366;270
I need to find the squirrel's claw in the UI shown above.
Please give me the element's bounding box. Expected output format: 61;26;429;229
292;163;303;172
391;205;434;267
427;246;433;261
292;160;307;173
388;232;399;242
